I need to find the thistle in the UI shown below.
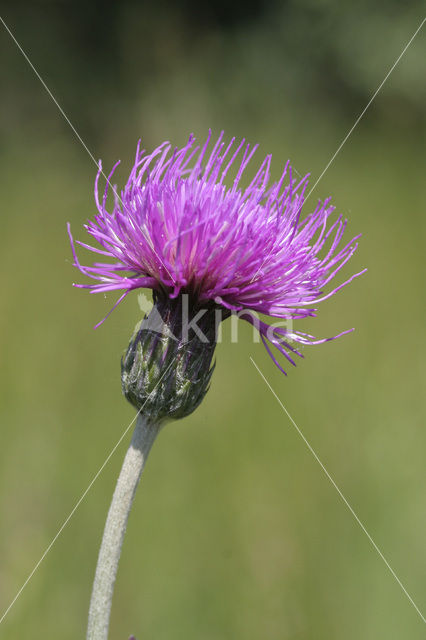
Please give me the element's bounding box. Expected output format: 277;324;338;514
69;131;364;639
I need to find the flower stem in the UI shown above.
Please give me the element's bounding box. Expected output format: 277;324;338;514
87;414;160;640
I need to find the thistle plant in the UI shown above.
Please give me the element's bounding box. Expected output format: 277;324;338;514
69;131;364;639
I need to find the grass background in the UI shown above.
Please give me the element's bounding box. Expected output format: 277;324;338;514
0;2;425;638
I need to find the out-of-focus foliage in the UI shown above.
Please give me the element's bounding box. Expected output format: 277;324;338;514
1;0;426;148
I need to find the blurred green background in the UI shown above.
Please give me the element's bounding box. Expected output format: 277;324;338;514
0;2;425;638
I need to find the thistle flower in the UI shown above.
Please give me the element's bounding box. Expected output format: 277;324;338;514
69;130;364;381
75;132;365;640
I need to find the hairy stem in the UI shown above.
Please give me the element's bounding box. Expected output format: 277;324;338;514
87;414;160;640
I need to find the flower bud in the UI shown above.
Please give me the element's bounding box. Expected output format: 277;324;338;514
121;293;221;421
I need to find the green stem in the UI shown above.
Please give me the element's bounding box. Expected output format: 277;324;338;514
87;414;160;640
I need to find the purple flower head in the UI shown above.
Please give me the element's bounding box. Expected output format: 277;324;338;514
69;131;365;374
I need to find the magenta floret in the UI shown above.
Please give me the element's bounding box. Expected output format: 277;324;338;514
69;131;365;373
